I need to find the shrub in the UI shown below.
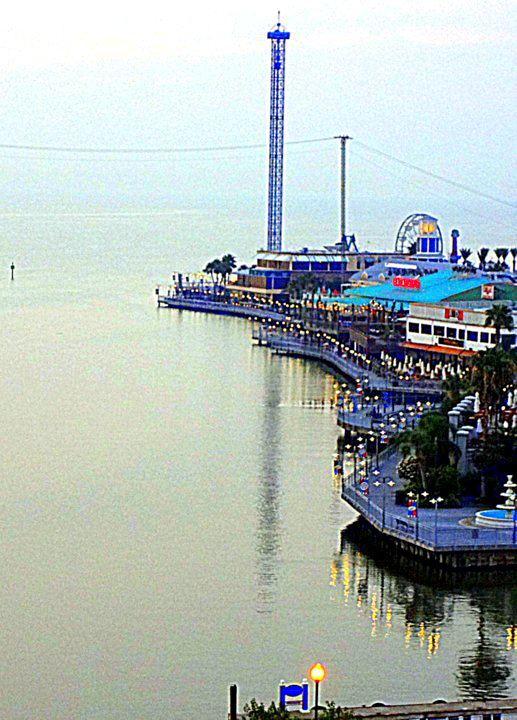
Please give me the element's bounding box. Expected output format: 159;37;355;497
242;699;290;719
320;701;356;719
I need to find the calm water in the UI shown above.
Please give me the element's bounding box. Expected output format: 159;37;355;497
0;213;515;719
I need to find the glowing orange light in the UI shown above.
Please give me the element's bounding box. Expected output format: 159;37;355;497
309;663;326;683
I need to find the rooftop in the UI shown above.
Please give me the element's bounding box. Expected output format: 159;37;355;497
345;269;488;306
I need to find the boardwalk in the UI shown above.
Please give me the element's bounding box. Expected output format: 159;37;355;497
258;329;442;400
339;449;516;564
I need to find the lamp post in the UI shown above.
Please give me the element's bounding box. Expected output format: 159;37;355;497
430;496;444;546
407;490;428;541
513;496;517;546
309;663;326;720
373;476;395;530
375;429;382;469
370;469;380;515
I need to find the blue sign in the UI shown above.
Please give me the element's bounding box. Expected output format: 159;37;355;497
279;680;309;712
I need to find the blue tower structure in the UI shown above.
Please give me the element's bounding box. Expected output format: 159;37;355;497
267;17;290;252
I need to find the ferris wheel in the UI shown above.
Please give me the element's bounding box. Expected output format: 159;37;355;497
395;213;443;254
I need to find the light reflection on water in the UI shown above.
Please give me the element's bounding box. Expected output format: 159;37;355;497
337;516;516;701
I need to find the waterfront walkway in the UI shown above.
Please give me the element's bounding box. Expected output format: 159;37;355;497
258;329;441;400
341;449;515;552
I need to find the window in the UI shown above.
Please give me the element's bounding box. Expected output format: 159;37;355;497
447;327;457;339
421;324;432;335
434;325;445;337
491;334;497;344
480;332;489;343
408;322;419;333
458;329;465;339
467;330;478;342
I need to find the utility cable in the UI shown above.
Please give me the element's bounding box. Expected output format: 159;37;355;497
354;139;516;210
0;136;334;154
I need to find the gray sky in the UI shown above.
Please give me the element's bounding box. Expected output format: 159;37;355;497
0;0;514;249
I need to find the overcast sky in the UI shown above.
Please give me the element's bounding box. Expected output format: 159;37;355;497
0;0;514;248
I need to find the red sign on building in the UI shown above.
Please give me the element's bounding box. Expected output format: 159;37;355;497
445;308;464;320
392;276;421;290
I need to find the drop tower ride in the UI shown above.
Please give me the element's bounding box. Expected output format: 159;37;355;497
266;16;290;252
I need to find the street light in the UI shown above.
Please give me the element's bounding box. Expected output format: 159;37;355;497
407;490;428;540
373;476;395;530
369;469;380;515
309;663;326;720
430;496;444;546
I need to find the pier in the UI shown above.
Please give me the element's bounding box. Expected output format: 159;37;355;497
253;325;442;401
340;467;516;568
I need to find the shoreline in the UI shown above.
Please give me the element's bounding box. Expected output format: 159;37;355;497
157;292;516;570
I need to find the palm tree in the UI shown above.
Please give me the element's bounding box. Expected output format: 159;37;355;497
477;247;489;270
394;413;454;490
221;254;237;280
471;347;516;415
203;260;217;284
495;247;509;268
287;274;302;301
484;303;514;345
510;248;517;273
460;247;472;265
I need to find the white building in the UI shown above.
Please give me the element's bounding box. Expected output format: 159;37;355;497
404;302;517;357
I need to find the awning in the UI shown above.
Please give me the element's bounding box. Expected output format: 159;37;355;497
402;341;475;357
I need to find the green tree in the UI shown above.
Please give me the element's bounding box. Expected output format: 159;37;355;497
471;347;516;414
477;247;489;269
320;701;356;720
242;699;290;719
460;247;472;265
510;248;517;273
442;374;470;414
484;304;514;346
203;260;217;284
495;247;509;268
394;413;456;491
221;253;237;281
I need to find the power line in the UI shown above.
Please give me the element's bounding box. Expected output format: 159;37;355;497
354;139;516;210
0;133;513;211
0;136;334;154
352;148;516;233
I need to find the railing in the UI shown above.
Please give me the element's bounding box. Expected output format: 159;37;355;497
257;330;442;396
157;294;285;321
342;482;516;551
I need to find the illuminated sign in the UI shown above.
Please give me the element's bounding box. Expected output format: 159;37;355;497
419;221;436;235
482;284;495;300
441;337;464;348
392;276;421;290
279;681;309;712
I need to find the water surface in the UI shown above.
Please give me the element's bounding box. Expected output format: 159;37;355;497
0;213;515;719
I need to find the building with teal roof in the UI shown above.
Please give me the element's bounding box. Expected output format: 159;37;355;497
325;270;514;309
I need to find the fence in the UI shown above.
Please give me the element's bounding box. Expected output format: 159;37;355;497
259;331;442;398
